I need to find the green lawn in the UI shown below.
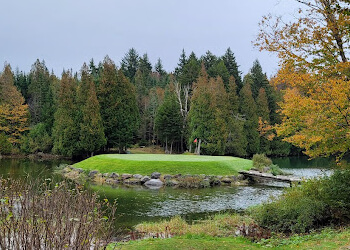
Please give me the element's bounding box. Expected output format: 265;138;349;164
74;154;252;175
111;228;350;249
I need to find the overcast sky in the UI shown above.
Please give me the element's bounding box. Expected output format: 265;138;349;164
0;0;302;78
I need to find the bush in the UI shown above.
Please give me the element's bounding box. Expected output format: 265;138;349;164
0;178;116;249
251;178;330;234
0;133;12;155
252;154;272;171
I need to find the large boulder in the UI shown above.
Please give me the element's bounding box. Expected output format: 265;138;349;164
144;179;163;188
133;174;143;179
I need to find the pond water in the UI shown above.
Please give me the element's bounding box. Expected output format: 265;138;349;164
0;156;333;233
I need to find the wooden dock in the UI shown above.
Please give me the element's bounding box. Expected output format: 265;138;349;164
238;170;302;187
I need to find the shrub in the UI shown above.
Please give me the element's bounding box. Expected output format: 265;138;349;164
0;178;116;249
252;154;272;171
251;178;330;234
0;133;12;155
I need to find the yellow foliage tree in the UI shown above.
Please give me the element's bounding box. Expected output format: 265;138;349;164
256;0;350;158
0;65;29;145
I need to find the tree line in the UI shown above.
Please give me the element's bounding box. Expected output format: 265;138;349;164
0;48;293;158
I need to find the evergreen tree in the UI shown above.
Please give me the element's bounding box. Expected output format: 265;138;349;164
52;70;79;157
208;60;230;90
0;64;29;146
240;75;260;155
77;64;106;156
113;70;140;152
98;56;120;149
14;68;29;101
189;67;228;155
155;86;183;153
222;48;242;91
28;59;54;132
225;76;247;156
121;48;139;82
201;50;218;71
256;88;270;154
174;49;187;77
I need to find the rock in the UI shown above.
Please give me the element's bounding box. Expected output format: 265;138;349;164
174;174;182;178
141;176;151;183
102;173;109;177
217;175;223;180
109;172;119;179
133;174;143;179
122;174;132;180
163;174;173;180
210;179;221;186
89;170;99;178
221;177;232;184
237;174;245;181
151;172;161;179
144;179;164;187
124;178;141;185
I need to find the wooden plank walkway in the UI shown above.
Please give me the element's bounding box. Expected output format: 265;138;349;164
238;170;302;187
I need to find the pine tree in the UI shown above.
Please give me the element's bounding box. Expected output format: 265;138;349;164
121;48;140;82
208;60;230;90
222;48;242;92
201;50;218;71
0;64;29;146
240;75;260;155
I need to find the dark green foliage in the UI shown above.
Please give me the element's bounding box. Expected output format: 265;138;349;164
177;52;201;87
28;59;55;132
113;70;140;152
52;70;79;157
208;60;230;90
225;77;247;156
222;48;242;91
77;64;106;156
14;68;29;101
21;123;52;154
0;133;12;154
121;48;140;82
155;87;183;153
240;76;260;155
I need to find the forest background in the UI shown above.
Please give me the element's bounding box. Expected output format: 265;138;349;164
0;48;293;158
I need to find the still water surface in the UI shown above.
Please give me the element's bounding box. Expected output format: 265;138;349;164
0;156;333;231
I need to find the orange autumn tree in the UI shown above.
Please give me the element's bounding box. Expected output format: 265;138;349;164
0;64;29;146
256;0;350;158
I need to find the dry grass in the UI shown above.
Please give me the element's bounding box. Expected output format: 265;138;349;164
135;214;255;237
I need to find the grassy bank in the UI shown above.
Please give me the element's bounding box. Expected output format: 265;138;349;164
74;154;252;175
113;219;350;249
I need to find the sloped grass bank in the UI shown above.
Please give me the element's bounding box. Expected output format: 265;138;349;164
74;154;252;175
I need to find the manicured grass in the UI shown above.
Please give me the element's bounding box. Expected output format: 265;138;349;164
74;154;252;175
